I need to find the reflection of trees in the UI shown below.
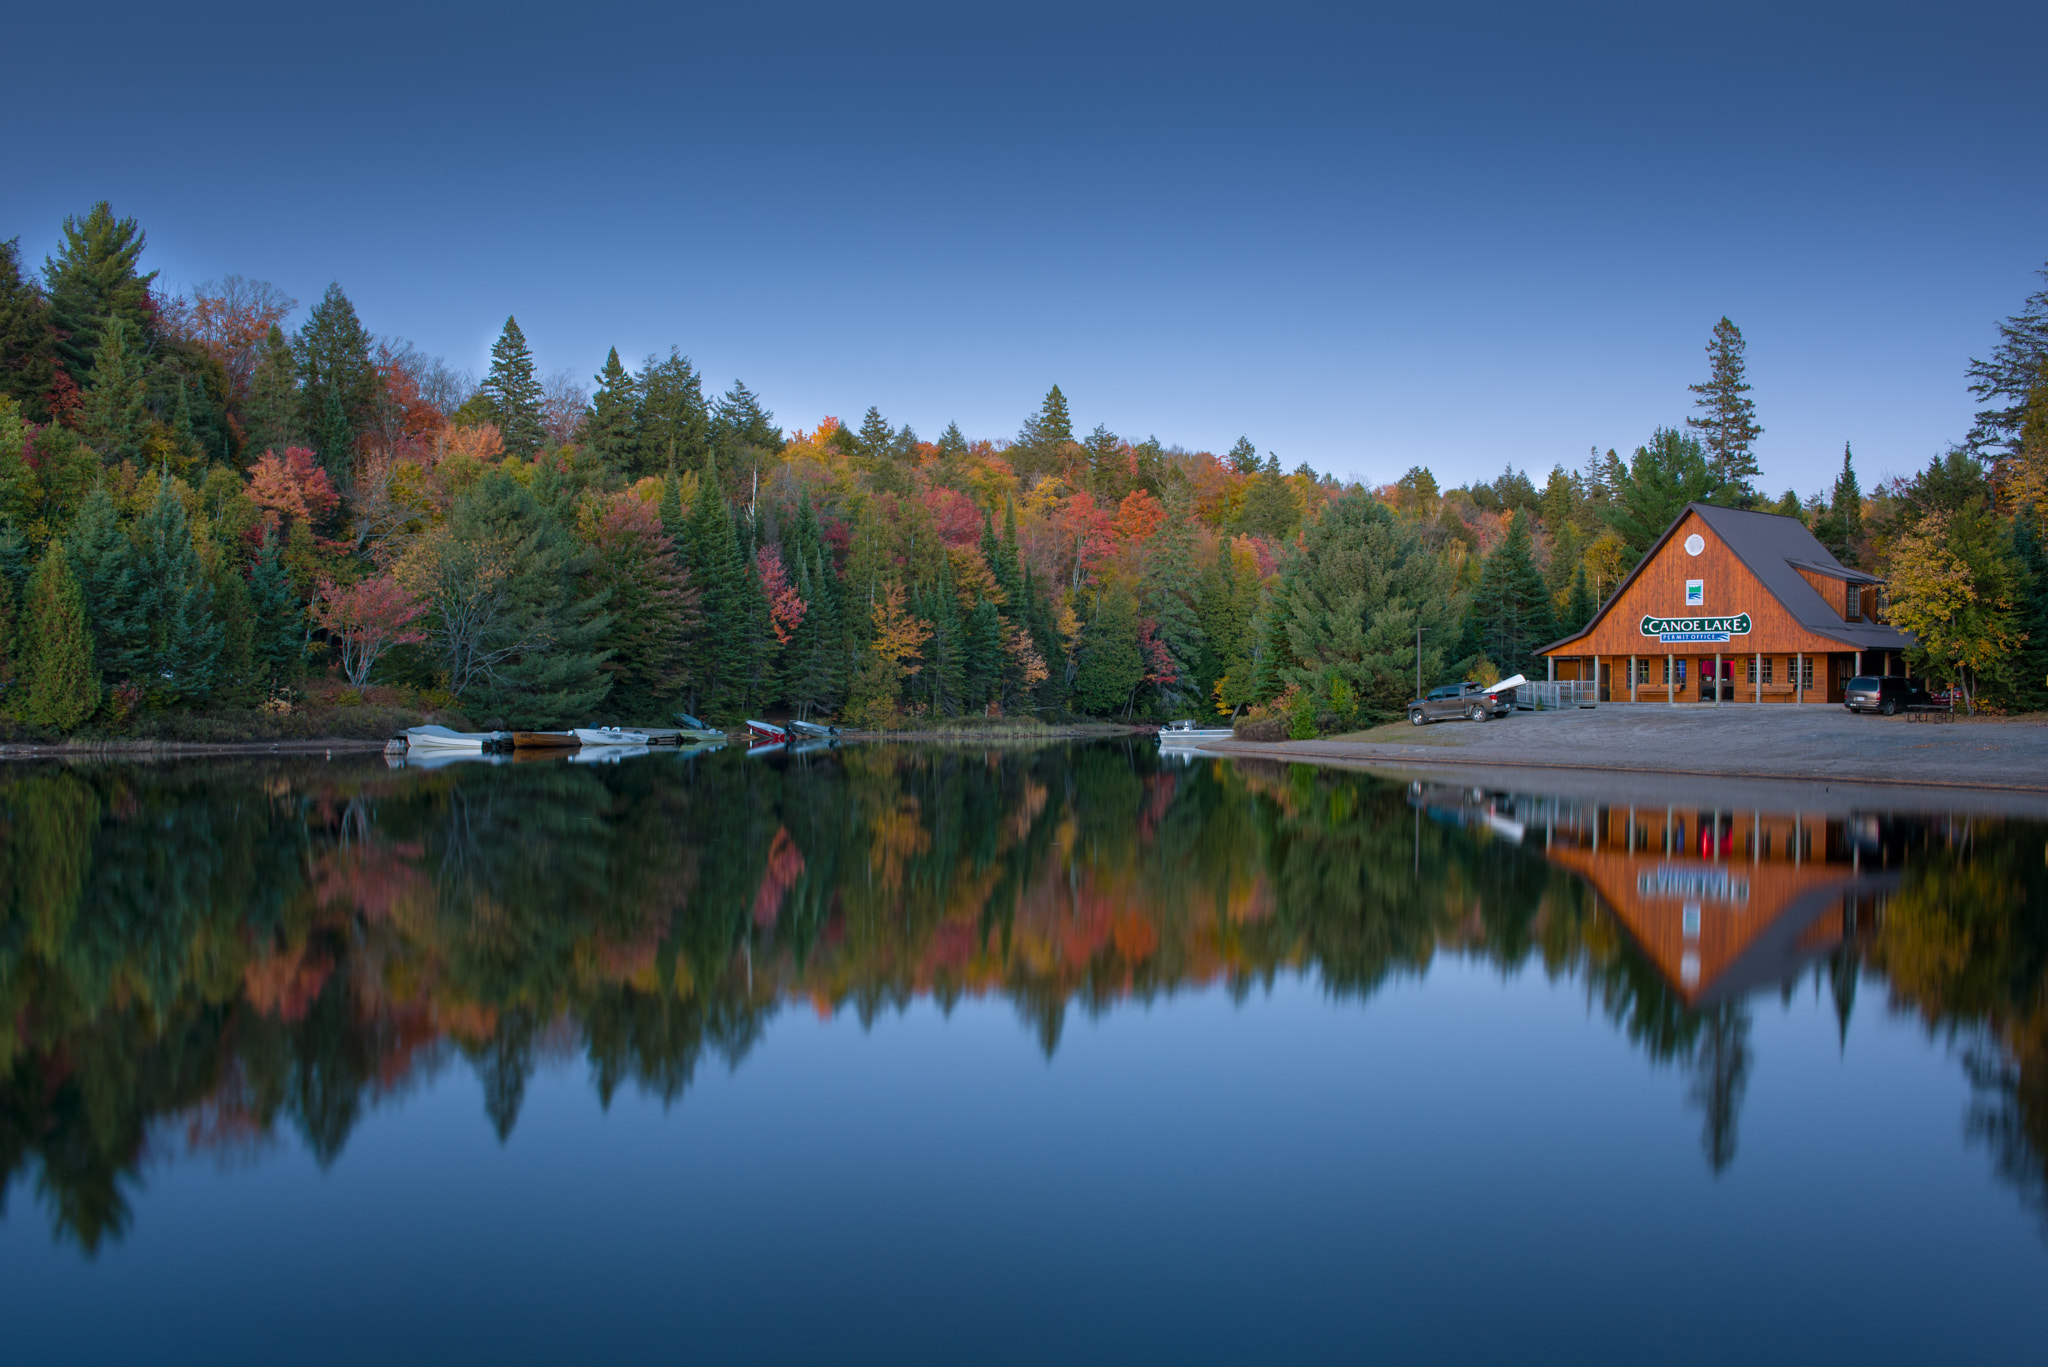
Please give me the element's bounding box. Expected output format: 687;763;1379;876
2;751;2046;1250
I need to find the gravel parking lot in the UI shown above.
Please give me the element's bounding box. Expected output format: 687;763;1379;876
1199;703;2048;792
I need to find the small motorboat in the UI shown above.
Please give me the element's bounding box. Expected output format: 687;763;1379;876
404;724;507;752
745;719;788;743
670;713;728;743
1157;719;1233;747
512;731;579;749
788;719;839;738
573;727;652;746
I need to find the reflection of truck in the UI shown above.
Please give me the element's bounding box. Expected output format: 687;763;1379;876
1406;676;1523;725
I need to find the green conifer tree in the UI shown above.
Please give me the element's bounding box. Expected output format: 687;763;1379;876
1238;454;1301;538
79;317;149;462
64;485;145;683
1142;480;1205;708
1073;583;1143;716
1814;442;1864;565
995;497;1025;606
0;239;57;422
22;541;99;729
0;519;29;601
241;323;302;458
0;571;16;712
634;349;709;480
681;451;746;717
1686;317;1763;502
1228;436;1260;475
1602;427;1717;566
711;379;783;459
132;476;224;703
1459;509;1557;681
922;553;966;715
962;598;1003;710
43;202;155;382
212;555;257;701
584;347;639;470
248;525;305;689
1558;562;1597;637
2004;507;2048;712
295;283;381;477
482;316;546;458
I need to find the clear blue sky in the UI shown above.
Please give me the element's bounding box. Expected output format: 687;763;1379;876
9;1;2045;494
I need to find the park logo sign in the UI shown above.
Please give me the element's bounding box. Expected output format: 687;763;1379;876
1639;612;1752;644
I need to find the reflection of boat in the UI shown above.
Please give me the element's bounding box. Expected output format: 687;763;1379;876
789;719;839;738
1158;719;1233;746
394;749;509;770
404;725;506;752
745;719;788;743
789;737;838;757
512;731;578;749
567;744;650;764
573;727;651;746
745;740;785;758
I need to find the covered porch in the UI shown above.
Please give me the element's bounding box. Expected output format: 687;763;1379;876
1546;649;1909;705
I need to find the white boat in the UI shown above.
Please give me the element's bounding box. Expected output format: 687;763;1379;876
573;727;652;746
404;724;504;752
1158;719;1233;746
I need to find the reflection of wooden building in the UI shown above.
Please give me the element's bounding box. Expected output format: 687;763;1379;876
1543;806;1895;1005
1540;502;1915;705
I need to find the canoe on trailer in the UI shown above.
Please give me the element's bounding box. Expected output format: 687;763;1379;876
573;727;652;746
745;719;788;743
512;731;579;748
403;725;506;752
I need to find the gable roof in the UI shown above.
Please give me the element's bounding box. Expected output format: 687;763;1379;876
1542;502;1915;654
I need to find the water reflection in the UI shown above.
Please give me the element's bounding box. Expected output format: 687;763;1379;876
0;743;2043;1250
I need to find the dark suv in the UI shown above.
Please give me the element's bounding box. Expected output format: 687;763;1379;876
1843;676;1932;716
1408;682;1514;725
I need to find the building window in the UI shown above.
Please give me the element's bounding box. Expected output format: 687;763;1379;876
1874;587;1889;622
1798;657;1814;689
1762;656;1774;684
1847;584;1862;621
1746;656;1774;684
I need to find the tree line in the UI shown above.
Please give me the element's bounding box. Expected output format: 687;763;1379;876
1;202;2044;731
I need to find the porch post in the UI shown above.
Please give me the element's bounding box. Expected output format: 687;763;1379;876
1666;653;1674;705
1547;655;1555;682
1630;654;1638;704
1754;651;1761;704
1856;650;1863;677
1795;652;1803;704
1713;651;1721;707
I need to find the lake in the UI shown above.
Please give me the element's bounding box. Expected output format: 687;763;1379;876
2;741;2044;1364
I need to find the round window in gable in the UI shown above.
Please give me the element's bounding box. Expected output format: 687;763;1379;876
1684;533;1705;555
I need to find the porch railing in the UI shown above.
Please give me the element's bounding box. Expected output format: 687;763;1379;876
1516;680;1598;710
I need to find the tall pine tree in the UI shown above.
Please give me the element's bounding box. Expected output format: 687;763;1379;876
584;347;639;470
22;541;99;729
79;318;149;462
482;316;546;457
248;524;305;690
1460;509;1557;681
240;322;301;458
1686;317;1763;502
43;201;155;383
0;239;57;421
634;349;709;480
295;283;380;478
133;475;224;703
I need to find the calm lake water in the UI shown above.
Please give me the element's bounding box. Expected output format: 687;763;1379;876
2;741;2044;1364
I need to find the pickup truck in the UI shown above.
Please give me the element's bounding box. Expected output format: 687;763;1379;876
1408;681;1515;725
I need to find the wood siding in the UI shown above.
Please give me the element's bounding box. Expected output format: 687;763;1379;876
1546;510;1854;658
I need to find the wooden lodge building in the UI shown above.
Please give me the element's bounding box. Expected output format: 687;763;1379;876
1539;502;1917;705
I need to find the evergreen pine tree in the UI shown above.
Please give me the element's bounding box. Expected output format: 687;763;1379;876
241;322;301;458
995;497;1025;606
22;541;99;729
212;554;258;701
735;510;779;712
1142;480;1205;707
634;349;709;480
658;466;687;546
0;239;57;422
962;598;1004;710
2006;507;2048;712
1686;317;1764;501
65;485;145;682
1815;441;1864;565
132;476;223;703
0;520;30;602
1602;427;1717;566
923;553;966;715
936;422;969;459
482;316;546;457
584;347;639;469
1228;436;1260;475
295;283;381;478
1559;562;1597;636
43;202;155;382
1238;454;1301;538
0;571;15;713
681;451;747;718
1073;584;1143;716
79;317;149;462
1085;424;1127;500
710;379;783;459
1460;509;1557;680
249;524;305;690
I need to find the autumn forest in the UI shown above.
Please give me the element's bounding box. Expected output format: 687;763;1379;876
4;203;2044;736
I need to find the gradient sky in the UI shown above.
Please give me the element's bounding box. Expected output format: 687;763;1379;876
8;1;2046;493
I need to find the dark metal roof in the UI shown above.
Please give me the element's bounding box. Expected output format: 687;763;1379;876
1541;501;1916;654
